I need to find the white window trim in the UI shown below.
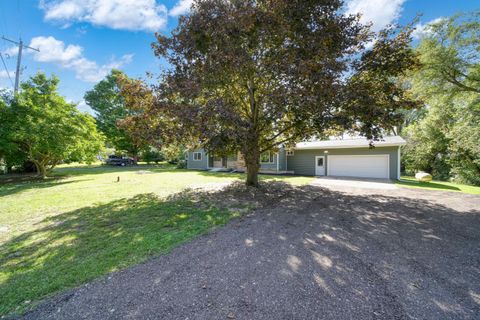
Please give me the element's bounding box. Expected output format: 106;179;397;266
193;152;202;161
260;151;275;164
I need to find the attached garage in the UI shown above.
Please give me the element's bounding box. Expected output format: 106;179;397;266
188;135;406;180
287;136;406;180
327;155;389;179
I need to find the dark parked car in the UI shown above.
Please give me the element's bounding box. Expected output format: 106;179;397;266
105;155;135;166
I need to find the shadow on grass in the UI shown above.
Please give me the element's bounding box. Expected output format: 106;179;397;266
0;177;91;198
11;181;480;319
396;179;461;192
0;189;240;316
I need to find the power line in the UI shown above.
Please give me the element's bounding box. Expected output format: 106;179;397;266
0;52;13;87
1;36;39;94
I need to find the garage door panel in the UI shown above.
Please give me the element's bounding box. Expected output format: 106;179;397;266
328;155;389;179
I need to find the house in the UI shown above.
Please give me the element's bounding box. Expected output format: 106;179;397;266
186;136;406;180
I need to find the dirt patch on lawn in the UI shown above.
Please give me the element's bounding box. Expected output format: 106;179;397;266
171;181;298;213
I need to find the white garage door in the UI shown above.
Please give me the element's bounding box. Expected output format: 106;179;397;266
327;155;389;179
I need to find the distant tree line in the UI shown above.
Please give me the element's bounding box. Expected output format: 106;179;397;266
0;3;477;186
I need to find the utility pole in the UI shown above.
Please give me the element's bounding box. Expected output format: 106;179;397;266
1;36;39;94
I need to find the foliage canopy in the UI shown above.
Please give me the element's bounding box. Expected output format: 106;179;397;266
84;70;144;156
402;12;480;185
121;0;420;186
0;73;104;177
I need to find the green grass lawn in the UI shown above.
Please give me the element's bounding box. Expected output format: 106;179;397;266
0;164;312;316
396;176;480;195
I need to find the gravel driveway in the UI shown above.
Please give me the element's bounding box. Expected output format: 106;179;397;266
21;185;480;320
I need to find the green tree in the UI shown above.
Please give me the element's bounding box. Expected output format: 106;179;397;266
413;12;479;95
84;70;142;156
401;95;453;179
402;12;480;184
122;0;419;186
0;90;34;172
0;73;104;178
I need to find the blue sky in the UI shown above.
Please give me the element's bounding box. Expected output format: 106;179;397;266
0;0;478;114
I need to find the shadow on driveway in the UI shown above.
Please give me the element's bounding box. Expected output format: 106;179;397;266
19;183;480;320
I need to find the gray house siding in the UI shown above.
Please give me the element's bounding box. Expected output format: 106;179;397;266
278;149;287;171
287;146;400;179
187;146;400;179
186;149;282;171
187;149;209;170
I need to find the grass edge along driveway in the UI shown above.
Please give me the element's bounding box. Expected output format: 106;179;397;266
0;165;312;317
396;176;480;195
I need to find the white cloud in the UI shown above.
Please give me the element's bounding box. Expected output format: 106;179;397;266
40;0;168;32
169;0;193;17
28;36;133;83
2;46;18;57
76;100;96;115
412;17;445;39
0;70;14;79
345;0;406;32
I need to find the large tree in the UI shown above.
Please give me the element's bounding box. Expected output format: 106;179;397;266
0;90;26;171
84;70;144;156
0;73;104;178
124;0;419;186
402;12;480;184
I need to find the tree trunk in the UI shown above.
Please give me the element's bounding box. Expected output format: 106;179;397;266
34;161;48;179
245;80;260;187
246;160;259;187
39;165;47;179
244;146;260;187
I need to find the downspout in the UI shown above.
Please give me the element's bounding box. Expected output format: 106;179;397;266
276;153;279;172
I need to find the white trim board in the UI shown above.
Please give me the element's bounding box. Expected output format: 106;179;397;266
296;143;404;150
397;147;401;180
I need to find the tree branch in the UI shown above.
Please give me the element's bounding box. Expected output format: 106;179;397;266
441;69;480;93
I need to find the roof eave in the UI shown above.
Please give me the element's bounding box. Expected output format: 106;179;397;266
294;142;406;150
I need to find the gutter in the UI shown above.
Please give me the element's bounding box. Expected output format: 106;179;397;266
295;143;407;150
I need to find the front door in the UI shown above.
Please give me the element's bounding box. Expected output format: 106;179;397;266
315;156;325;176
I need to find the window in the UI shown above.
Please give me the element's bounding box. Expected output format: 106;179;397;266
317;157;324;166
193;152;202;161
260;152;275;164
286;150;294;156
